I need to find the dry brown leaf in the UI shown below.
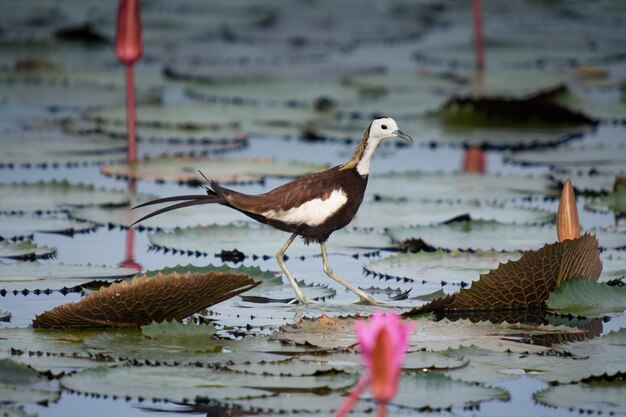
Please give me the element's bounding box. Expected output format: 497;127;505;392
405;234;602;315
32;271;259;328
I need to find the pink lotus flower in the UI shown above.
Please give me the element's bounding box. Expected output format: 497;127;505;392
336;312;413;417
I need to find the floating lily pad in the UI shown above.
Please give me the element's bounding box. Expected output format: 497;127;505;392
600;252;626;282
0;327;98;357
101;157;327;184
230;349;466;377
368;172;553;203
273;315;579;353
0;76;126;110
0;310;10;321
32;270;259;328
388;221;626;251
0;261;137;293
84;329;313;366
550;169;625;194
586;187;626;214
0;181;133;214
364;250;523;285
0;240;56;260
555;90;626;122
0;130;127;168
0;352;116;377
505;144;626;168
413;40;622;70
148;224;390;259
546;278;626;316
0;359;60;404
384;372;510;410
353;200;554;229
534;381;626;414
85;103;323;133
442;340;613;385
60;365;356;402
0;214;98;240
223;391;371;414
547;329;626;382
65;117;247;144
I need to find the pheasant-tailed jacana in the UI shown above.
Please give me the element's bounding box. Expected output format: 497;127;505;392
133;117;413;305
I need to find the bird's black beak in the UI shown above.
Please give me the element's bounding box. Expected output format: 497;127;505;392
393;129;413;144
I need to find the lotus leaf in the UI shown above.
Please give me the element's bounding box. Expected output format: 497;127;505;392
0;240;56;261
0;214;99;241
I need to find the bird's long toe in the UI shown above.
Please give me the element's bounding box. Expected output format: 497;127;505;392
287;296;319;305
354;294;392;307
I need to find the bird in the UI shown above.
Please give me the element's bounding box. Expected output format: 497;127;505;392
132;117;413;305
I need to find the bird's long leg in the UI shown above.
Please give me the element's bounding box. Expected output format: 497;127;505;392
277;233;318;305
320;242;389;307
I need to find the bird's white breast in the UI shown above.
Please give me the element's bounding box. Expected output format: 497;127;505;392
263;189;348;227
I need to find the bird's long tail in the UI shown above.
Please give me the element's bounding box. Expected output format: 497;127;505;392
130;172;226;226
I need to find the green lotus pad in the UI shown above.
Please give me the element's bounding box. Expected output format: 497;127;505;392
546;278;626;316
0;181;134;213
367;172;553;202
0;261;137;293
0;214;99;240
0;359;60;404
387;221;626;251
353;200;554;229
101;157;327;184
60;365;357;403
148;224;390;258
364;250;523;285
0;240;56;260
0;131;127;168
0;352;116;377
550;169;625;194
534;381;626;414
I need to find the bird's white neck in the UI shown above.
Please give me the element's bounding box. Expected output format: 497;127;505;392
355;137;381;176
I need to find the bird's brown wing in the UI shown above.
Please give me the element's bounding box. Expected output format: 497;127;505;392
211;166;343;215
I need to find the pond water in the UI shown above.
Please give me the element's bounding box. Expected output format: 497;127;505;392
1;1;626;416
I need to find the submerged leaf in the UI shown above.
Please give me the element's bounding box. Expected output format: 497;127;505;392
32;270;259;328
546;278;626;316
404;234;602;314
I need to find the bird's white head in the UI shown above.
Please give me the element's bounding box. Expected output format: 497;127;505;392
368;117;413;145
345;117;413;176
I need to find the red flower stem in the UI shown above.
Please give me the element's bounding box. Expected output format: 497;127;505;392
335;375;370;417
377;403;387;417
472;0;485;71
124;63;137;163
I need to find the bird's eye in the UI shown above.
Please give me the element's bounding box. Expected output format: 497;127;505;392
381;124;387;130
